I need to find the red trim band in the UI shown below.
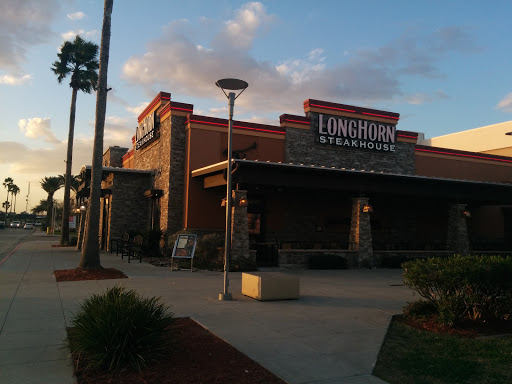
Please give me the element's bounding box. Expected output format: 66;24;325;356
283;118;310;125
308;103;356;113
398;134;418;139
415;148;512;163
171;106;193;112
362;112;400;120
189;119;285;135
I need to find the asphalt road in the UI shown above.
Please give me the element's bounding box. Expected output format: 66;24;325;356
0;228;38;263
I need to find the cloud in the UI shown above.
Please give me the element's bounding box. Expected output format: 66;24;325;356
104;116;135;145
18;118;60;144
61;29;99;42
121;2;479;117
67;11;85;21
0;0;60;71
126;102;149;117
497;93;512;113
276;48;326;85
0;74;32;85
0;138;92;175
214;2;276;51
404;89;450;105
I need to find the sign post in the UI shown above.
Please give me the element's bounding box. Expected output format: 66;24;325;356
170;234;197;272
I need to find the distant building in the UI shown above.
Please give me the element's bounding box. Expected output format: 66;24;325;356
419;121;512;156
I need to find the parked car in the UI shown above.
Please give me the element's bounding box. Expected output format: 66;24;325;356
35;221;42;227
10;221;21;228
24;223;34;230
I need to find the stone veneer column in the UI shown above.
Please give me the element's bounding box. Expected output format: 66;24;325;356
349;197;374;267
447;203;470;254
77;209;87;251
98;197;104;249
165;115;187;236
231;190;250;261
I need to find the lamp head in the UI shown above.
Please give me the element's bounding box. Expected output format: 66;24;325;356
215;78;248;91
216;78;248;99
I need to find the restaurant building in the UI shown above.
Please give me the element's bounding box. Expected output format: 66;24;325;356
78;92;512;268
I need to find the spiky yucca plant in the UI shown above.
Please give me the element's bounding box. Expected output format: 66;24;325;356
69;286;174;371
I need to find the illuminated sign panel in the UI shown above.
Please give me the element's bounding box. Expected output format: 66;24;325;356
136;111;159;150
317;114;396;152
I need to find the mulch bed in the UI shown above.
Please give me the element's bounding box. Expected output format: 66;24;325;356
403;315;512;339
54;267;128;282
57;267;286;384
52;244;77;248
71;317;286;384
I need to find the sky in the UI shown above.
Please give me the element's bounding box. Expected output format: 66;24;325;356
1;0;512;212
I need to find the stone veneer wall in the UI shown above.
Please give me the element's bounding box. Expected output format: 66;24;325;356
231;190;250;261
279;250;359;269
103;146;128;167
349;197;374;267
108;172;152;247
285;112;415;174
447;203;470;254
133;114;187;246
166;115;187;235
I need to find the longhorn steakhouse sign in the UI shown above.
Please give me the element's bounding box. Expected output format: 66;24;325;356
136;110;159;150
317;113;396;152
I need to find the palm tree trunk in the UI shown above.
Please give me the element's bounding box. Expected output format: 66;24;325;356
47;195;53;229
61;87;78;245
80;0;113;268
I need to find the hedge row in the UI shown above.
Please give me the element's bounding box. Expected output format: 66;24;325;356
403;255;512;325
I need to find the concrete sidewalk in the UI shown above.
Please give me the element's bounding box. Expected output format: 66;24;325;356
0;235;415;384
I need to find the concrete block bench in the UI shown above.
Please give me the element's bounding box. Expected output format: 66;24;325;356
242;272;300;301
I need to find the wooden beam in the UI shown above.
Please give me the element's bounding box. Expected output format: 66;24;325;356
204;173;226;188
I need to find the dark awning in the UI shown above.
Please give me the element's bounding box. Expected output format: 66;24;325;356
192;159;512;205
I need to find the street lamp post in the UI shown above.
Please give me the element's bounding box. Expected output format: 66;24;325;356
216;78;248;301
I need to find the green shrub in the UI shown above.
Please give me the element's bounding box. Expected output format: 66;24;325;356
195;233;225;270
69;286;174;372
308;254;348;270
403;300;438;319
169;231;225;270
403;255;512;325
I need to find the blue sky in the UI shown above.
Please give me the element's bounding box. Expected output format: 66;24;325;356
1;0;512;210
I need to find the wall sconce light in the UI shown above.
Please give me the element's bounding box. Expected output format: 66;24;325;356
239;196;248;207
74;208;81;214
461;209;471;218
362;204;373;213
80;205;86;212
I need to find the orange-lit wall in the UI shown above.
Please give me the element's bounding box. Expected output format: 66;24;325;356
184;126;285;230
415;151;512;184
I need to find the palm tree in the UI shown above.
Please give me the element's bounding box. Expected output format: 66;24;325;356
10;184;20;214
3;177;13;220
40;176;64;229
31;199;49;215
81;0;113;269
2;201;10;217
52;35;99;246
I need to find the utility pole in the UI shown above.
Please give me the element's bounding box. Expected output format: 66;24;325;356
25;182;30;213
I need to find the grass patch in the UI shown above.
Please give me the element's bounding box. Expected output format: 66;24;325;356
374;316;512;384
